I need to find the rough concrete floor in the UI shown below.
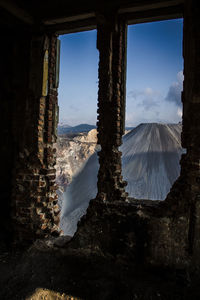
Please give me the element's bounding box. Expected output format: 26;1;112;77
0;237;200;300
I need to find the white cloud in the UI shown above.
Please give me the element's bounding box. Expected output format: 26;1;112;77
126;87;162;126
177;70;184;82
165;71;183;106
145;87;154;96
126;78;183;127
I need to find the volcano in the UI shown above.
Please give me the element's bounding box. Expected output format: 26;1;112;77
60;123;183;235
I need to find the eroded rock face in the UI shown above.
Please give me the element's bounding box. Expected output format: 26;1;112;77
55;129;97;203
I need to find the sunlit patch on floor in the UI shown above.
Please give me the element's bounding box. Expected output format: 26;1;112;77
26;288;83;300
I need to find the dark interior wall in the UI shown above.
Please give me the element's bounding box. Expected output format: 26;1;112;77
0;28;31;247
0;29;60;246
182;0;200;261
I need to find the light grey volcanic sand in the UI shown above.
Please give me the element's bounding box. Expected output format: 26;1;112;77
60;123;183;236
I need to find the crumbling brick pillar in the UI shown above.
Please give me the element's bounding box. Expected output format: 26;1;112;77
12;34;60;245
96;12;128;202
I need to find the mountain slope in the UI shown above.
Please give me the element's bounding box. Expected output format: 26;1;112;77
60;123;183;235
121;123;183;200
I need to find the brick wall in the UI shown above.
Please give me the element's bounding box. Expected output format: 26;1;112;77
10;34;60;245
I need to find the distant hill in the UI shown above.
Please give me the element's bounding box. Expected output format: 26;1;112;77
125;126;135;130
58;123;71;128
58;123;134;135
58;124;96;134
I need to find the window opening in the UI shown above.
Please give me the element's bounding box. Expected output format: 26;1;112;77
121;18;184;201
56;30;99;236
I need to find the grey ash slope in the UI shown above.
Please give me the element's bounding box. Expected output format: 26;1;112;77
60;153;99;236
121;123;183;200
60;123;183;235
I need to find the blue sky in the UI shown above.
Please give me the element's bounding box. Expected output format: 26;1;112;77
58;18;183;126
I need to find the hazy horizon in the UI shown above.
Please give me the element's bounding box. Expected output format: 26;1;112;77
58;121;182;127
